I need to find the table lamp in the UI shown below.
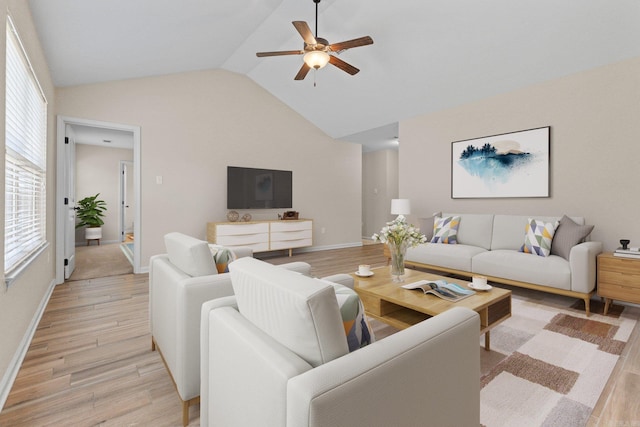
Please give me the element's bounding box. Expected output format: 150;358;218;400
391;199;411;217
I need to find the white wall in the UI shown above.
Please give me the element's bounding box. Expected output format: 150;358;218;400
0;0;57;406
362;149;398;238
75;144;133;244
400;56;640;252
56;69;363;265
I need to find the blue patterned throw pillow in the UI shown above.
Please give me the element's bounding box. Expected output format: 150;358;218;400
331;283;375;352
519;218;559;257
208;245;237;273
430;215;461;244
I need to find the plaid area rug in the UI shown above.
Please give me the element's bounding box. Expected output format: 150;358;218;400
480;294;638;427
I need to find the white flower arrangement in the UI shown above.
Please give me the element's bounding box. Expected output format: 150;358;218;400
372;215;427;248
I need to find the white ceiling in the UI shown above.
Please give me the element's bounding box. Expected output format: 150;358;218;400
28;0;640;151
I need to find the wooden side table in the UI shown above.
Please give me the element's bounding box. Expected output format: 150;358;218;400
597;252;640;314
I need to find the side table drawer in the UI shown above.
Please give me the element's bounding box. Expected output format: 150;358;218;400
598;282;640;304
599;269;640;289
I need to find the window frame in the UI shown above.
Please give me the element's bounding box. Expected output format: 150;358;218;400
4;15;49;286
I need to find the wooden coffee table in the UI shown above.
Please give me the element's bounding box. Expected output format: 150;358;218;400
352;267;511;350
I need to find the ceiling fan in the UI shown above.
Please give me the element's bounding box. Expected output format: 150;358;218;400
256;0;373;81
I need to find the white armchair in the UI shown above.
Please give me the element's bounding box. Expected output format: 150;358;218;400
149;232;312;426
200;258;481;427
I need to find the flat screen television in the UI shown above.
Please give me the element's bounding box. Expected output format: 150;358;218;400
227;166;292;209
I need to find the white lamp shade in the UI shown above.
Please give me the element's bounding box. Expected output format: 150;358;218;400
391;199;411;215
303;51;330;69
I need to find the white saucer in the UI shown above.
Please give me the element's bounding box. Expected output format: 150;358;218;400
355;271;374;277
468;282;492;291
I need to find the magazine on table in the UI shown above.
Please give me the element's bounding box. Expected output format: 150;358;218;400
401;279;476;302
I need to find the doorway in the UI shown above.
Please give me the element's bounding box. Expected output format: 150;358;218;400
56;116;141;284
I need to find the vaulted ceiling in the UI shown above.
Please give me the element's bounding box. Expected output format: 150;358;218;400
28;0;640;150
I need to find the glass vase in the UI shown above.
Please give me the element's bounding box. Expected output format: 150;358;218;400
389;241;408;282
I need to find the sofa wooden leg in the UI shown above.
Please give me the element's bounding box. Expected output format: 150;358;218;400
182;400;189;426
151;337;156;351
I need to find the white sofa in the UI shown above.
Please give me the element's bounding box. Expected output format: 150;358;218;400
149;232;310;426
406;213;603;315
200;257;481;427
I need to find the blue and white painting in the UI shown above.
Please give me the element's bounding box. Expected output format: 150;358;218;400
451;127;550;198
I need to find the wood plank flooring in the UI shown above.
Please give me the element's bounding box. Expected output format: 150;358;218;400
0;243;638;426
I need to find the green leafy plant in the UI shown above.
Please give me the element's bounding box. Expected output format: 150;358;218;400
75;193;107;229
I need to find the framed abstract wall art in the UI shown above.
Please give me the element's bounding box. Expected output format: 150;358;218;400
451;126;550;198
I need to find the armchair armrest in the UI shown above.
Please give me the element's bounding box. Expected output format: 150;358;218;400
150;255;237;401
287;307;480;427
320;273;354;289
569;241;603;293
202;306;312;427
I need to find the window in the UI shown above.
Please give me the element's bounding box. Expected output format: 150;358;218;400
4;16;48;282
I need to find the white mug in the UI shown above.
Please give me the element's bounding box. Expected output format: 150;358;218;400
472;275;488;287
358;264;371;275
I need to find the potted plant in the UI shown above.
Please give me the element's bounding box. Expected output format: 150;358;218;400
75;193;107;243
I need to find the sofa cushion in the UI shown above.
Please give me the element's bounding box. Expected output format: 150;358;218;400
473;250;571;290
164;232;218;277
329;282;375;352
442;213;494;249
407;243;487;272
550;215;594;261
229;258;348;367
431;215;461;244
519;218;559;257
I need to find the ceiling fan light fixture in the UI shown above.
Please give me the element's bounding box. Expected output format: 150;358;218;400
303;50;330;69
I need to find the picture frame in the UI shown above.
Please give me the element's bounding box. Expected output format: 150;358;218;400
451;126;550;199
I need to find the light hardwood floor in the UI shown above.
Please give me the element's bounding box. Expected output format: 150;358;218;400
0;244;638;426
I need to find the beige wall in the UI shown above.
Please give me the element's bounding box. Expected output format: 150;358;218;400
400;56;640;252
0;1;57;403
75;144;133;244
362;149;398;238
56;70;363;265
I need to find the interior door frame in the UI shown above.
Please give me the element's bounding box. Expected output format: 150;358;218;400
119;160;134;242
55;116;142;284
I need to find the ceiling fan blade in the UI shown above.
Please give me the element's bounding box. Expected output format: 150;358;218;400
256;50;304;57
328;55;360;75
292;21;317;45
329;36;373;52
294;63;311;80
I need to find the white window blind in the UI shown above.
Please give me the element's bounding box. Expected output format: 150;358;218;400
4;16;47;278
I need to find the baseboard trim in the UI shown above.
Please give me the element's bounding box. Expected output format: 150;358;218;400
0;278;57;411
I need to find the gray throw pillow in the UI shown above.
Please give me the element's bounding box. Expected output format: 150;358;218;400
551;215;594;260
418;212;441;242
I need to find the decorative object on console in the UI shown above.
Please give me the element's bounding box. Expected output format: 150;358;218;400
519;218;559;257
451;126;550;199
431;215;461;244
241;213;252;222
226;210;239;222
372;215;427;282
620;239;630;250
281;210;299;220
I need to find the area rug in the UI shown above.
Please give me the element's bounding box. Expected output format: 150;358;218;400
479;292;638;427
